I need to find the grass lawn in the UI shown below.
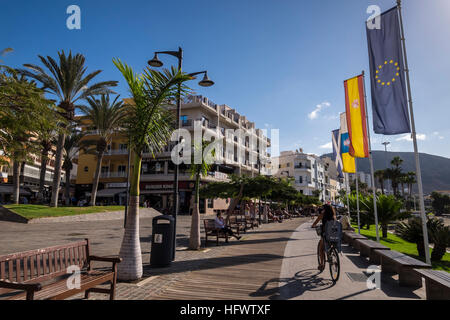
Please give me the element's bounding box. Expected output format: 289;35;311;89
352;224;450;273
3;204;125;219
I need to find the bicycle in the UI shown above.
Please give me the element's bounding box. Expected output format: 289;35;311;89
315;226;340;283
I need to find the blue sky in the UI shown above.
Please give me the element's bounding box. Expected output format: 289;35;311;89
1;0;449;158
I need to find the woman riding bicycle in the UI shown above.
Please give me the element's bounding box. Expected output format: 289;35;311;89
311;204;337;271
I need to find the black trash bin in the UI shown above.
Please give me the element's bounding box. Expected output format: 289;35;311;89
150;215;174;267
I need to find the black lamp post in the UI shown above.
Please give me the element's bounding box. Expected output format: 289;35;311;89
148;47;214;260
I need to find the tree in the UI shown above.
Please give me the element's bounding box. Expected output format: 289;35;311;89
19;51;118;207
362;194;406;238
430;191;450;216
78;94;125;206
0;67;55;203
189;141;215;250
374;170;386;195
62;129;83;206
388;156;404;197
113;58;191;281
0;48;13;63
430;224;450;261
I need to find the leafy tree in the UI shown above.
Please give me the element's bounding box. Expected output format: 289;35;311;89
113;58;191;280
19;51;118;207
78;94;126;206
0;67;55;203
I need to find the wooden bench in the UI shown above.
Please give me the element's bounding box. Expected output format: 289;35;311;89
244;215;258;230
203;219;228;247
228;215;247;235
354;239;390;264
413;269;450;300
0;239;121;300
343;232;367;248
374;249;431;287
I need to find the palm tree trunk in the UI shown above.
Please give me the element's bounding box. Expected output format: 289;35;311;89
38;148;49;203
189;173;201;250
381;223;388;238
90;151;104;206
65;166;71;206
117;153;143;281
12;161;21;204
380;180;385;195
50;133;66;207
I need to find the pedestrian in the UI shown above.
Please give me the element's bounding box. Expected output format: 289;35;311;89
215;212;241;240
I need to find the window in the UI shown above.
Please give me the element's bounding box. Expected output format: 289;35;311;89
299;176;303;184
118;144;127;150
118;165;126;172
84;166;89;172
207;199;213;208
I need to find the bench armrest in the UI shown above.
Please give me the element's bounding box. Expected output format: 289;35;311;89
88;255;122;264
0;280;42;292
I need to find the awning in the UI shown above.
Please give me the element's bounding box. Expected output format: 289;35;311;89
96;188;127;197
0;185;31;196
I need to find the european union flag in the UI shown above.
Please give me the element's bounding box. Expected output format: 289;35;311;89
366;7;411;135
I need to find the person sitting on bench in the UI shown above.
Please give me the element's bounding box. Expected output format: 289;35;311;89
215;212;241;240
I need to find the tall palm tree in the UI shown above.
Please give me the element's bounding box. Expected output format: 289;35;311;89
189;140;215;250
405;171;416;198
18;51;118;207
62;129;82;206
374;169;386;195
78;94;125;206
113;58;192;281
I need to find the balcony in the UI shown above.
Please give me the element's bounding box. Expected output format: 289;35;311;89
100;172;127;178
105;149;128;155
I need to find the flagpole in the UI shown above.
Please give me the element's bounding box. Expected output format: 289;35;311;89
397;0;431;265
345;173;350;217
355;158;361;234
362;71;380;242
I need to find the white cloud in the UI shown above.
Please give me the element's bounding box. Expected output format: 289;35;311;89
433;131;439;136
439;136;444;140
319;142;332;149
308;102;330;120
396;133;426;142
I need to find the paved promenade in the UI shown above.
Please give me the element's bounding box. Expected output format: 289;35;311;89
0;214;426;300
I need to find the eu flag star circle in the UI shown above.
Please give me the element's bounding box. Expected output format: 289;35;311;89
376;60;400;86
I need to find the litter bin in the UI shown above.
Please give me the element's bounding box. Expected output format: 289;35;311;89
150;215;174;267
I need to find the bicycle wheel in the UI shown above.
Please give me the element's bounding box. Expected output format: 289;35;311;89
316;241;325;272
328;247;340;282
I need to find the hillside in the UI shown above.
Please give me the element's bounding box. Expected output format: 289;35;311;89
322;151;450;195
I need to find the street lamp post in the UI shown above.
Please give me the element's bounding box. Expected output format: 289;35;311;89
148;48;214;260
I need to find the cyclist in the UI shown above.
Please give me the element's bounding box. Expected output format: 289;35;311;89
311;204;337;271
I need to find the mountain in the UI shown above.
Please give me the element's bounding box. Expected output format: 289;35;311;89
322;151;450;195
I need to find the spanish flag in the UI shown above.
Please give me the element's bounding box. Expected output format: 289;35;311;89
344;75;369;158
340;113;356;173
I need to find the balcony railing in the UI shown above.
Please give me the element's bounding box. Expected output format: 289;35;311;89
105;149;128;155
100;172;127;178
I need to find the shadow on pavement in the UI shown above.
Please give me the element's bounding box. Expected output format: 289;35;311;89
249;268;335;300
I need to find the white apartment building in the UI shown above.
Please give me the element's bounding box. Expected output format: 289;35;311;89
349;171;372;189
273;150;345;204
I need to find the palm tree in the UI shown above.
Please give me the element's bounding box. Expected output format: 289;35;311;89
374;170;386;195
78;94;125;206
405;171;416;198
363;194;405;238
113;58;192;281
189;140;215;250
18;51;118;207
62;129;82;206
